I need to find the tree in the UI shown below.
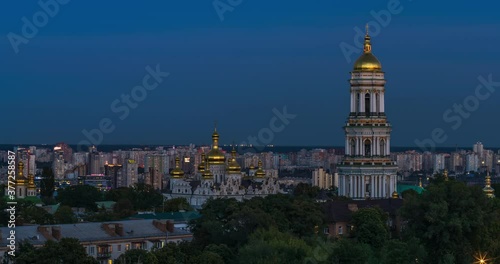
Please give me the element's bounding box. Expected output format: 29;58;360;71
328;238;374;264
400;179;500;264
56;185;101;211
54;205;77;224
115;249;158;264
380;240;411;264
161;198;193;212
293;183;320;199
14;238;97;264
40;167;55;202
351;207;389;250
113;198;135;219
238;228;313;264
19;202;54;225
130;183;163;211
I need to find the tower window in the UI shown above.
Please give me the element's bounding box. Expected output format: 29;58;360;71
376;93;380;113
356;93;361;113
350;139;356;156
364;140;371;157
380;140;386;156
365;93;370;116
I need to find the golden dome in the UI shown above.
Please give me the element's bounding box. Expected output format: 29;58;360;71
207;126;225;164
16;161;28;186
391;191;399;199
198;153;206;173
28;174;36;189
170;157;185;178
255;160;266;178
483;173;495;198
353;27;382;72
202;160;213;180
227;148;241;174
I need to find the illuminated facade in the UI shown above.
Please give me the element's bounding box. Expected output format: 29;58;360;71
167;126;282;206
337;28;398;199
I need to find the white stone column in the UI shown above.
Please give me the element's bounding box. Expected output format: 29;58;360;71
382;93;386;113
361;138;365;157
371;92;375;113
360;93;365;113
357;137;361;156
383;176;387;198
351;92;355;112
387;138;391;155
354;176;358;198
370;176;374;198
345;138;350;155
361;176;365;198
349;176;353;198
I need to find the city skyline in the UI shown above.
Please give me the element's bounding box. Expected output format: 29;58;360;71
1;1;500;147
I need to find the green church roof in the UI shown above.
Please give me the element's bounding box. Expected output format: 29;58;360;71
397;183;425;195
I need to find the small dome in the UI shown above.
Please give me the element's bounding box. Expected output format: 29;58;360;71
353;53;382;71
353;30;382;72
202;166;213;180
227;149;241;174
255;160;266;178
198;153;206;173
391;191;399;199
207;126;225;164
170;157;185;178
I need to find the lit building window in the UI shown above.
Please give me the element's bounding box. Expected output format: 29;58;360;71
338;226;343;235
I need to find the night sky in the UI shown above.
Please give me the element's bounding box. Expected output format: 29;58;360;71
1;0;499;148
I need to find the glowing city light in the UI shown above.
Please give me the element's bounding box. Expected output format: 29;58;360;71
474;252;490;264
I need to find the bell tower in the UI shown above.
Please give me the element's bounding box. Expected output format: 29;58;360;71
338;27;398;199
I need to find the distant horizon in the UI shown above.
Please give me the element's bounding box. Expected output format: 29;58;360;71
2;143;499;153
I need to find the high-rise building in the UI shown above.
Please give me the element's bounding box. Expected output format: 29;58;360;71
144;154;169;190
337;28;398;199
120;159;138;187
466;153;479;172
312;168;333;190
473;142;484;156
53;151;66;179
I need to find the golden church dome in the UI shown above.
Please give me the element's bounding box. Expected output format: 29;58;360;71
391;191;399;199
16;161;28;186
202;160;213;180
207;127;225;164
227;148;241;174
170;157;185;178
255;160;266;178
353;27;382;72
198;153;206;173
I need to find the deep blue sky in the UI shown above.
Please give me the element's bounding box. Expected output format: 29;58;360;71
1;0;499;148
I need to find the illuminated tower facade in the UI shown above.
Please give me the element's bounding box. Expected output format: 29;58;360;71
338;27;398;199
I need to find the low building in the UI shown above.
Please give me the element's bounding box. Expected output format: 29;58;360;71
0;219;192;263
323;199;403;238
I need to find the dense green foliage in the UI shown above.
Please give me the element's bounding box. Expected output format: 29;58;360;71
10;180;500;263
56;185;101;211
12;238;98;264
400;178;500;264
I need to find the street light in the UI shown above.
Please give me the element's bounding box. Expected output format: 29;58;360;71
474;252;490;264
